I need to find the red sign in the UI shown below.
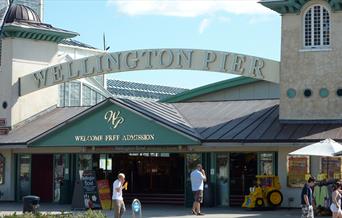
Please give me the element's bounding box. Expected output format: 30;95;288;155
97;180;112;210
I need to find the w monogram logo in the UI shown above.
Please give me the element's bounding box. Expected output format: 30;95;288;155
104;110;125;129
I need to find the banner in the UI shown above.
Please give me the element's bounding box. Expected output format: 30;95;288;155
97;180;112;210
287;156;310;187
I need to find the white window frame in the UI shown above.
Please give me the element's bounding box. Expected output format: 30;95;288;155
303;4;331;50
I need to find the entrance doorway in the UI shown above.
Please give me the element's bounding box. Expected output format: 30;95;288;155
109;153;185;204
31;154;54;202
229;153;257;206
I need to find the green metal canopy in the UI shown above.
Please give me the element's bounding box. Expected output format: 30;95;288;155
260;0;342;14
2;23;78;43
30;99;200;147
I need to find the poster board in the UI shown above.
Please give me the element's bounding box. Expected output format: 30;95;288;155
321;157;342;180
72;170;102;210
287;156;310;187
97;180;112;210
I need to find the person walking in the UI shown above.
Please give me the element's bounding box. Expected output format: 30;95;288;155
330;182;342;218
301;176;316;218
112;173;126;218
190;164;206;216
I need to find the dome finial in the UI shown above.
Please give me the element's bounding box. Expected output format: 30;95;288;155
5;4;41;24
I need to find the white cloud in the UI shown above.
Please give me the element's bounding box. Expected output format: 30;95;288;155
108;0;275;17
199;18;210;34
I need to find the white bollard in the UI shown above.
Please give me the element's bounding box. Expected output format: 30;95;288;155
132;199;142;218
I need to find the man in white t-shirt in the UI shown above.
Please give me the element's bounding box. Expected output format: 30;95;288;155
112;173;126;218
190;164;206;216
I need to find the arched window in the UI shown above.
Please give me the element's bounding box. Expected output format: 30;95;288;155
304;5;330;48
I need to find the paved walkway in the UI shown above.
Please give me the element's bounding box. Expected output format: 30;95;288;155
0;203;315;217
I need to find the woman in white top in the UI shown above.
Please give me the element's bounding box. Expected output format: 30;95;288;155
330;182;342;218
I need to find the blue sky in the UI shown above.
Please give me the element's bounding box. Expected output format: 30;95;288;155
44;0;281;89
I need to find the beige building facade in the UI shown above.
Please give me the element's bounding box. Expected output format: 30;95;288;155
0;0;341;210
276;0;342;121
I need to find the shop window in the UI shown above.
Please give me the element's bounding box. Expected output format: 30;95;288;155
0;154;5;185
58;84;65;107
69;82;81;106
258;153;275;175
99;154;112;171
303;5;330;48
287;156;310;187
65;82;70;106
82;85;91;106
321;157;342;180
96;93;105;104
90;89;97;105
78;154;92;171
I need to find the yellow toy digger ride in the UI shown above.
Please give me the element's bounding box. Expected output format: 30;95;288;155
242;175;283;209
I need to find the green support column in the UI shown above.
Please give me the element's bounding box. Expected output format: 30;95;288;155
210;153;217;206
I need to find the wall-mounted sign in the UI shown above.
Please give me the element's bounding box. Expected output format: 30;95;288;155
19;49;280;96
287;156;310;188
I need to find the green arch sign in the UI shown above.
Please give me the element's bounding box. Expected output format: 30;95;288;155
19;48;280;96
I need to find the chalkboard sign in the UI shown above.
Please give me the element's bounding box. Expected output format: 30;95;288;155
72;170;101;210
82;170;101;209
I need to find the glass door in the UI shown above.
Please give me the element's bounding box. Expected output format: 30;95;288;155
216;154;229;206
53;154;71;203
229;153;258;206
17;154;31;201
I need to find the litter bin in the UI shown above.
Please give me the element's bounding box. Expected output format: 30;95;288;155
23;195;40;214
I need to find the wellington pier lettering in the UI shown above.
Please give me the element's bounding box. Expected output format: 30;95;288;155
19;49;280;96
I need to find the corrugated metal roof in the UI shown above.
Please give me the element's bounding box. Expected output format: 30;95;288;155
0;107;88;144
117;99;201;139
1;99;342;145
107;80;188;101
59;39;98;50
174;100;342;142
